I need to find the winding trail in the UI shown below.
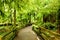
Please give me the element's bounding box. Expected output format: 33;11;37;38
14;26;41;40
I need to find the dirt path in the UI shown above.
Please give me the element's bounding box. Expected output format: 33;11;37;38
14;26;40;40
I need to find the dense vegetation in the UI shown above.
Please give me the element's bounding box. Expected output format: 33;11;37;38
0;0;60;40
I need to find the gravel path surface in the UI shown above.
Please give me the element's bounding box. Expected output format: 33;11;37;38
14;26;40;40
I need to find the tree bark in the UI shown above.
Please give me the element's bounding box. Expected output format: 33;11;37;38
56;8;60;34
14;9;16;28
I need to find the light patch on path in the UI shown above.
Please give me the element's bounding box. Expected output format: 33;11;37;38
14;26;40;40
37;37;40;40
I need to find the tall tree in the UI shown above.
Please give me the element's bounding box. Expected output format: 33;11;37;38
57;7;60;34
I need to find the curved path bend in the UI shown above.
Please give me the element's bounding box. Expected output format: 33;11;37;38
14;26;41;40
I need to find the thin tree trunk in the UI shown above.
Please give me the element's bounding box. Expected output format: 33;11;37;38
13;9;16;28
56;8;60;34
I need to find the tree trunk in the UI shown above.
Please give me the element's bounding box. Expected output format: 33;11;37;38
13;9;16;29
56;8;60;34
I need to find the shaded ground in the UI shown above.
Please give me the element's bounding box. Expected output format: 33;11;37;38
14;26;40;40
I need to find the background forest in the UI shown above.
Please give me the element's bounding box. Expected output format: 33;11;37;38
0;0;60;40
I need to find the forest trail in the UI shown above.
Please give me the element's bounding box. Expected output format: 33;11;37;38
14;26;40;40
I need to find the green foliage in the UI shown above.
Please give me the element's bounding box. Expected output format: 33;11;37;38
0;0;60;40
3;32;15;40
32;25;60;40
43;23;57;31
0;0;59;24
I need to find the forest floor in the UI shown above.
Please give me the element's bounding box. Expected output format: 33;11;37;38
14;26;41;40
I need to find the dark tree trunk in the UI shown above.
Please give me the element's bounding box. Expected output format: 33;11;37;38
13;9;16;28
56;8;60;34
